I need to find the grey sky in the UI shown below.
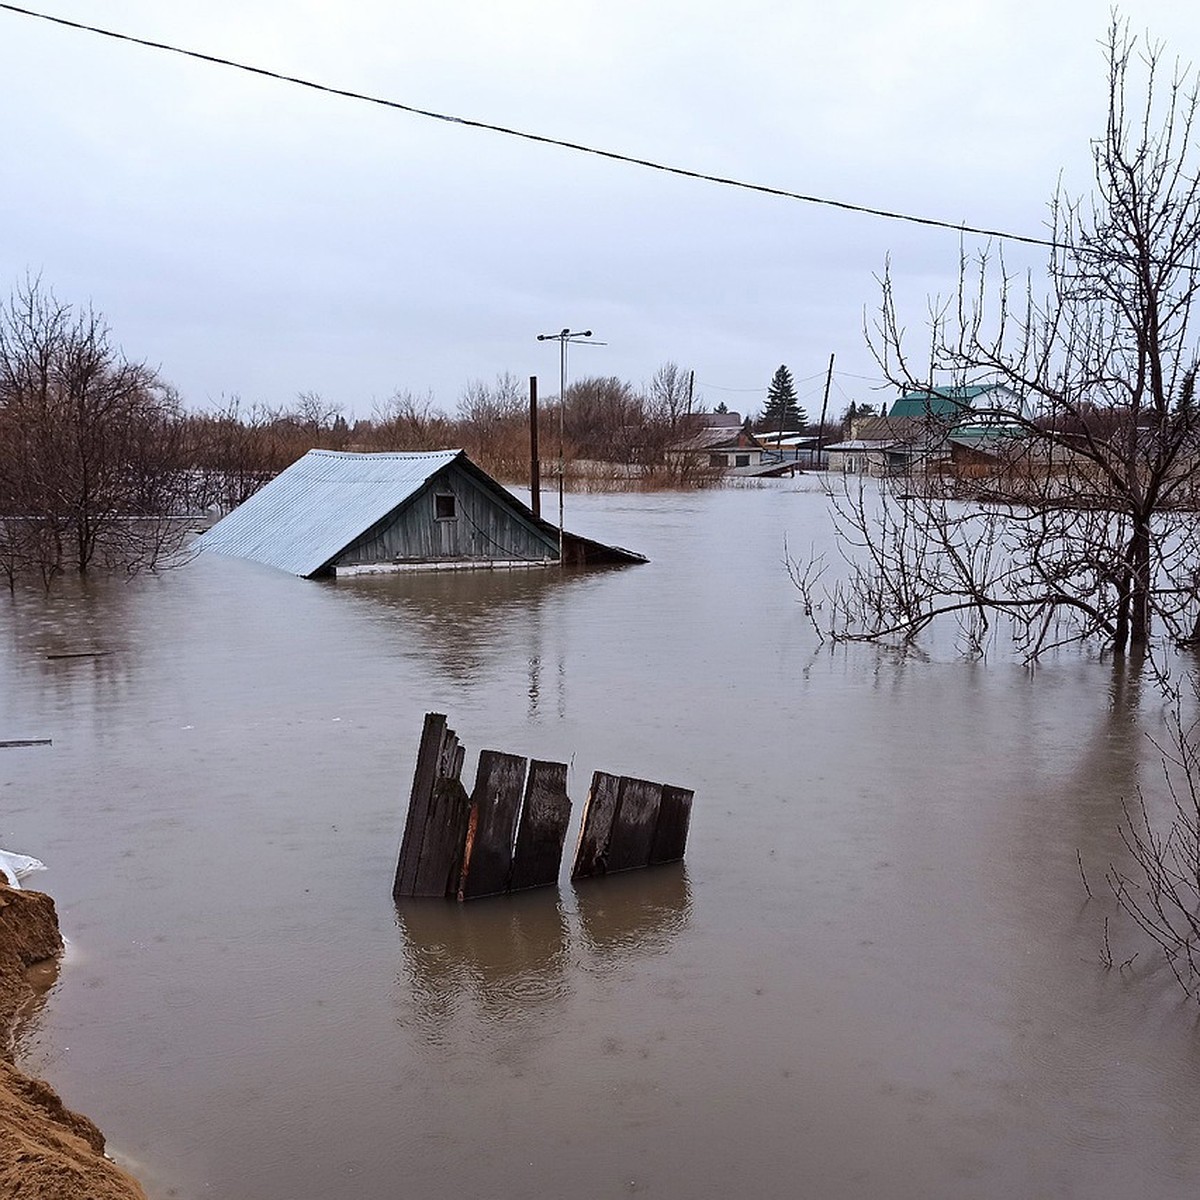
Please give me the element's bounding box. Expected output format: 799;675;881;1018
1;1;1194;420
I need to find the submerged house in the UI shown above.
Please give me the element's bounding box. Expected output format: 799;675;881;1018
666;413;767;472
824;415;932;476
826;384;1029;476
197;449;646;577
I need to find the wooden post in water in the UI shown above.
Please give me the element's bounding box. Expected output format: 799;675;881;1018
529;374;541;519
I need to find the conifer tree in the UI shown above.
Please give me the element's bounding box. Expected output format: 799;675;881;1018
760;365;806;429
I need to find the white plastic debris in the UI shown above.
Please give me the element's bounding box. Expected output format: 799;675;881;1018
0;849;46;889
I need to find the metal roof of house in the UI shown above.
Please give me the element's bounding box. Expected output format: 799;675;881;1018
671;426;758;452
889;384;1018;420
197;449;463;577
823;439;904;451
852;415;929;444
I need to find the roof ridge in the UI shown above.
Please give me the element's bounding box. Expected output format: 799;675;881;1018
307;448;463;459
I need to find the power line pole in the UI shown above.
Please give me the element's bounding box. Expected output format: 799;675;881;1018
816;353;835;467
528;375;540;518
535;328;603;564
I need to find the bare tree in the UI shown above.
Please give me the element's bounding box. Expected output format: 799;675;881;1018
810;20;1200;658
369;390;453;450
562;375;644;461
181;396;296;509
0;278;188;582
647;361;694;434
456;372;525;427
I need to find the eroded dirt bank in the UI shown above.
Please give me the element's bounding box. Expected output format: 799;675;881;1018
0;883;146;1200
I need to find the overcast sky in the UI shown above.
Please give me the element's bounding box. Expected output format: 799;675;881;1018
1;1;1195;421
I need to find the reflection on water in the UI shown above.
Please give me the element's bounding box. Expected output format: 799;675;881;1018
395;892;570;1039
574;863;692;961
394;865;691;1042
336;567;604;716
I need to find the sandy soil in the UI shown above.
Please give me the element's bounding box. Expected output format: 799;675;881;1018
0;883;147;1200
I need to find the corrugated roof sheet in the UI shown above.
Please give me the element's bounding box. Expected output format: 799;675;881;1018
197;449;462;577
888;383;1022;421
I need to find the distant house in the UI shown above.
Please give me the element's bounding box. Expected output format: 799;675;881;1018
824;416;932;476
888;383;1025;425
665;412;771;472
753;431;824;471
197;449;646;578
693;410;744;431
669;426;765;470
826;384;1027;475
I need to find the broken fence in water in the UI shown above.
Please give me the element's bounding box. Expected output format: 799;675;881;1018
393;713;693;901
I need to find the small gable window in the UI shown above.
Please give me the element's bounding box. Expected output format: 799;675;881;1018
434;493;457;520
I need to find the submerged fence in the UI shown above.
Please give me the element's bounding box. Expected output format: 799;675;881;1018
393;713;693;901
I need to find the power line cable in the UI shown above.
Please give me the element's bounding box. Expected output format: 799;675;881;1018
698;370;826;393
0;2;1063;251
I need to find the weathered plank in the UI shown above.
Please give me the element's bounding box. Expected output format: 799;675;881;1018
571;771;622;879
510;759;572;891
460;750;528;899
395;713;463;898
649;784;694;864
605;776;664;873
410;776;473;897
397;713;692;901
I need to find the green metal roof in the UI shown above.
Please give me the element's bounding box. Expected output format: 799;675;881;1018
888;384;1006;421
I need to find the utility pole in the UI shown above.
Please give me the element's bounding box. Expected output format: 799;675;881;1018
529;375;540;519
816;353;835;468
535;328;603;564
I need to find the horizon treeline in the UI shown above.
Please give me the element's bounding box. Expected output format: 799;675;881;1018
182;362;748;505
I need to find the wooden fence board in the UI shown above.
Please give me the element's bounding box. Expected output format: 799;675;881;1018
605;777;664;873
396;715;692;901
510;759;571;891
571;771;622;879
460;750;528;899
394;712;451;897
649;785;694;864
411;777;472;897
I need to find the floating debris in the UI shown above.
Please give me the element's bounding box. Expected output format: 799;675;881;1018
0;849;46;889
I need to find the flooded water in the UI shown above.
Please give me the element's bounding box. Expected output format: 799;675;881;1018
3;480;1200;1199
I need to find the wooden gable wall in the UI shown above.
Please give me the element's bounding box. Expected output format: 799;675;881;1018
332;463;558;570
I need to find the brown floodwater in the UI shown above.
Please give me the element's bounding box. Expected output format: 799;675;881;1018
3;480;1200;1199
